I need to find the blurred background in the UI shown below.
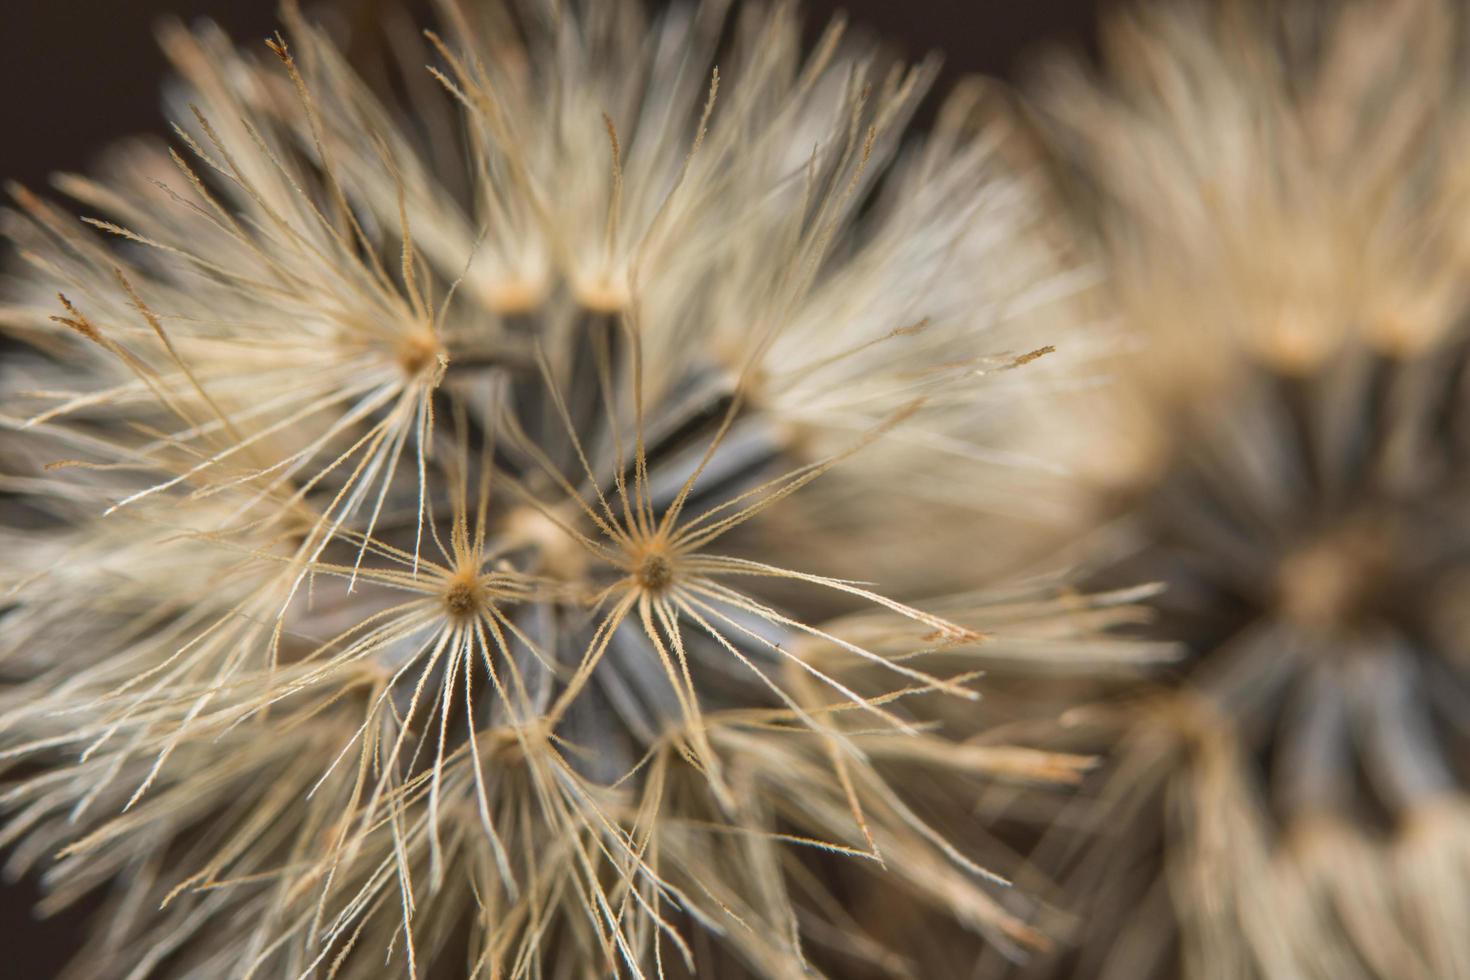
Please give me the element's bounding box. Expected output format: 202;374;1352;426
0;0;1104;974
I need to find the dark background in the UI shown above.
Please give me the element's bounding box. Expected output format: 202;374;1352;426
0;0;1107;192
0;0;1105;975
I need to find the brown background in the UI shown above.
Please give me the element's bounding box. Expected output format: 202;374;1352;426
0;0;1104;974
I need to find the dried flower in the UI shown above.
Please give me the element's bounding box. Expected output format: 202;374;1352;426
0;1;1107;976
999;1;1470;977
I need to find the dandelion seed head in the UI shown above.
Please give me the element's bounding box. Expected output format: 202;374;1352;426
0;0;1116;976
1005;1;1470;977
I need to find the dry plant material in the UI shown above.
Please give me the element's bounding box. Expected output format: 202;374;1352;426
0;1;1120;977
998;1;1470;978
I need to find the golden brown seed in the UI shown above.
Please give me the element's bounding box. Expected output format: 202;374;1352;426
444;579;482;618
636;553;673;592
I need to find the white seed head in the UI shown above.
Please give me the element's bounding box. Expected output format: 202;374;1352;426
0;2;1127;977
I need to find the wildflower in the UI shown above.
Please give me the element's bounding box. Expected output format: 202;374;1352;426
1000;1;1470;976
0;0;1111;976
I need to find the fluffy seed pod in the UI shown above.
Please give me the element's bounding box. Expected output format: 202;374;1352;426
993;1;1470;978
0;1;1123;977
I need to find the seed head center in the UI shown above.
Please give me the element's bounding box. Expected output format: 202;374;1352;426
1276;521;1394;630
397;330;444;377
444;577;484;618
637;552;674;593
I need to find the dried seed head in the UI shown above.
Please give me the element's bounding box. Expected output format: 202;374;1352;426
1015;1;1470;977
0;1;1100;976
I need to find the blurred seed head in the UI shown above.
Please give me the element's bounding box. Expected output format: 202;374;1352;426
999;1;1470;977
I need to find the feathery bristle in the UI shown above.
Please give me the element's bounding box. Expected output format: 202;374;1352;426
0;2;1128;977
